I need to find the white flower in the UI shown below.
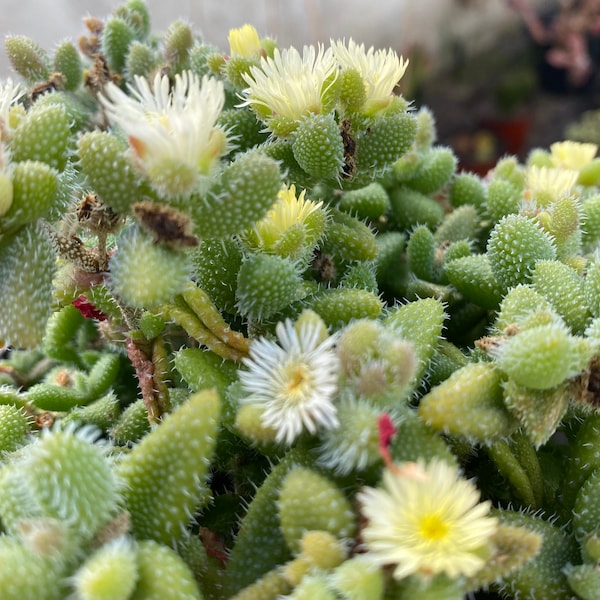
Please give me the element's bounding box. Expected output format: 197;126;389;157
240;45;339;136
0;79;24;140
331;38;408;116
100;71;228;198
357;458;497;580
239;318;340;445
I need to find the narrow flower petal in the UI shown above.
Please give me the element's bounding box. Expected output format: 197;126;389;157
357;458;497;580
239;318;340;445
100;71;228;198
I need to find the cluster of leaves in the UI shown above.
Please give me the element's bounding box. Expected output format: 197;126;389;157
3;0;600;598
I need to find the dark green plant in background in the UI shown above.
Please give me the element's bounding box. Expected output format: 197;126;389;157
3;2;600;598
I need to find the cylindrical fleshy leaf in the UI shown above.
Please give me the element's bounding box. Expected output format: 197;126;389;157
278;467;356;554
0;404;29;453
4;35;50;81
389;186;445;232
10;102;71;170
292;113;344;180
102;16;137;73
0;222;56;348
337;182;390;221
532;259;591;334
0;537;63;600
0;160;59;234
487;213;556;291
383;297;446;380
192;237;243;314
77;131;142;214
130;540;202;600
308;287;383;330
408;146;457;195
116;390;221;544
235;253;303;320
497;510;578;600
53;39;82;90
192;151;281;239
72;537;138;600
109;225;191;309
419;362;518;442
493;323;594;390
449;172;487;209
355;111;417;173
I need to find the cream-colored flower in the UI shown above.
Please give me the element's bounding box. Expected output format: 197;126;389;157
0;79;24;140
100;71;228;198
239;318;340;445
228;24;263;58
550;140;597;171
357;458;497;580
331;38;408;116
525;165;579;207
250;184;326;255
240;45;339;136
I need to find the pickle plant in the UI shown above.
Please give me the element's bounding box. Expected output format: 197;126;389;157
3;1;600;599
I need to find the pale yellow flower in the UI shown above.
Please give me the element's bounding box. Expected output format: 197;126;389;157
357;458;497;580
228;24;262;58
240;45;339;136
0;79;24;140
239;318;340;445
525;165;579;207
550;140;597;171
331;38;408;116
251;184;326;255
100;71;228;198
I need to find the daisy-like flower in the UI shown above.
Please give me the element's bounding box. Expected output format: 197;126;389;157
239;318;340;445
249;184;327;257
228;24;263;59
331;38;409;116
100;71;229;198
525;165;579;207
240;44;339;136
357;458;498;580
550;140;598;171
0;78;24;140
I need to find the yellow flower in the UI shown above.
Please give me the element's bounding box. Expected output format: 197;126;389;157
525;165;578;207
357;458;497;580
331;39;408;116
550;140;597;171
100;71;229;198
240;45;339;136
228;24;262;59
250;184;326;256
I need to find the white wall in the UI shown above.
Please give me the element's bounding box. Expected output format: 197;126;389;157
0;0;552;77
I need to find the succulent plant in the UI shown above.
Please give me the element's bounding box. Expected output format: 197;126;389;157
3;3;600;599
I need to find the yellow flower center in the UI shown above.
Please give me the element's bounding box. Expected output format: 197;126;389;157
419;513;449;541
282;363;312;404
